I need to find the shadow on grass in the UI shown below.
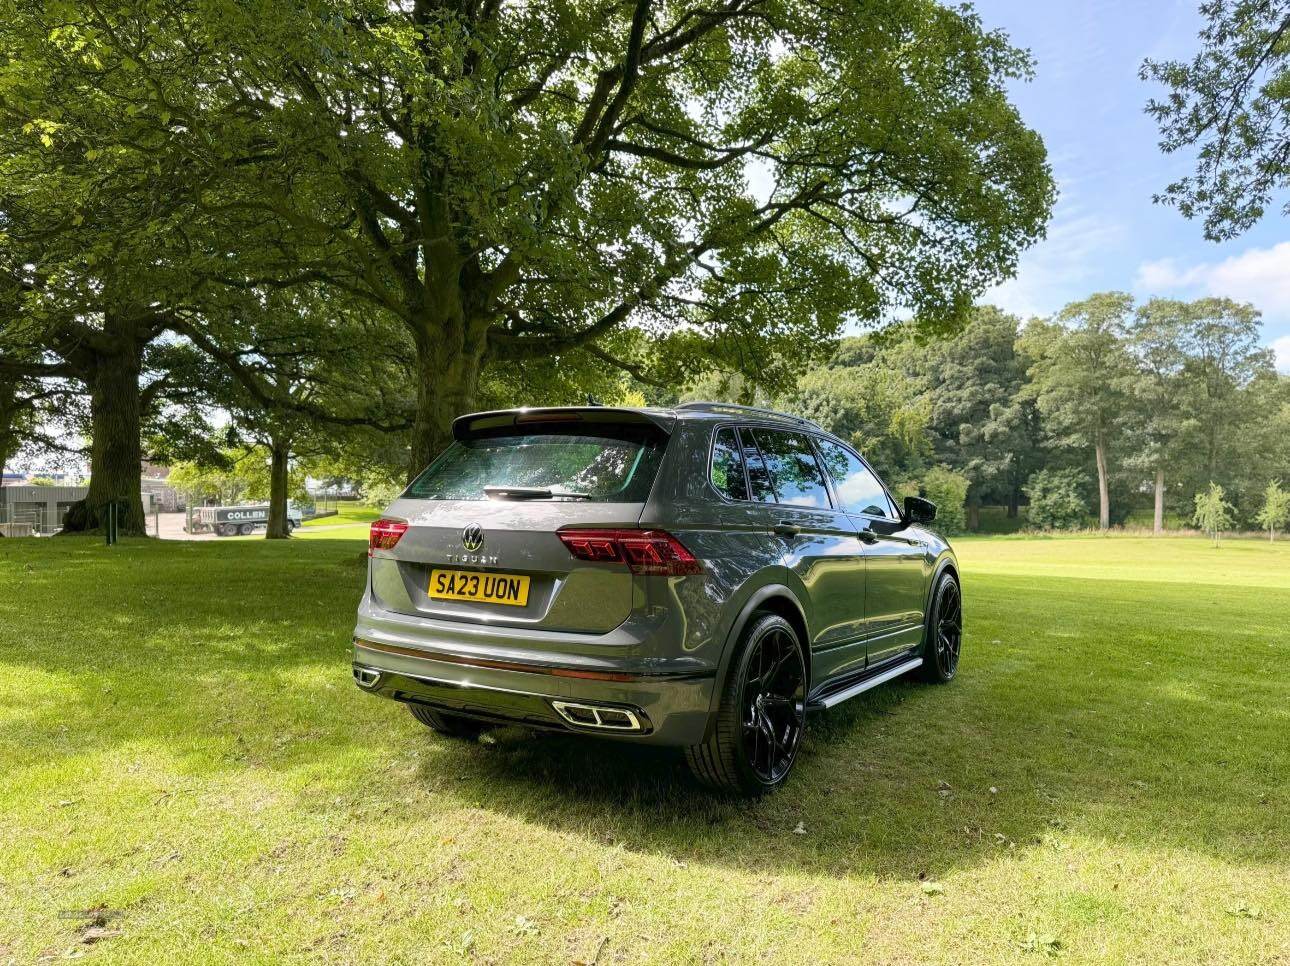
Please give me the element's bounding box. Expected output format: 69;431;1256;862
3;538;1287;884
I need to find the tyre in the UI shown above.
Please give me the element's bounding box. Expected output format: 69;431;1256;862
686;612;807;796
284;520;295;534
217;524;235;537
238;523;254;536
919;571;962;683
406;703;493;739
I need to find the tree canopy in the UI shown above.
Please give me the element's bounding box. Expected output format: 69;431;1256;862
12;0;1051;476
1143;0;1290;239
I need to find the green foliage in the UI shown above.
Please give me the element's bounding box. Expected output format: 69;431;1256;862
783;346;931;481
916;466;970;535
1022;292;1139;529
1143;1;1290;240
1127;298;1190;484
19;0;1051;467
1193;482;1235;546
1023;469;1090;531
914;306;1041;518
1256;481;1290;541
169;448;308;507
1172;299;1279;519
360;478;403;511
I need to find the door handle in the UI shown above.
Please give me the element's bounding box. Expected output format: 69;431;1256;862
773;521;801;537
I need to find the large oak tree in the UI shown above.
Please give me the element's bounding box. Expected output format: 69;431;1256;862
53;0;1053;478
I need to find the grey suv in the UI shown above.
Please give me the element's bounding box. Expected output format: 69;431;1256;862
352;403;961;794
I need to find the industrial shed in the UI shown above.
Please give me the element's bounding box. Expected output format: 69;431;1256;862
0;485;160;535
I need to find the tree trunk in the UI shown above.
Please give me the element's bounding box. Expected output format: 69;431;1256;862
61;347;146;536
407;333;486;483
967;499;981;532
266;439;291;539
0;381;19;479
1007;485;1019;519
1094;436;1110;531
1153;467;1165;535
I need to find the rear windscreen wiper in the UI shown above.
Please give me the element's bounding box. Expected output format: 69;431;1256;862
484;485;592;501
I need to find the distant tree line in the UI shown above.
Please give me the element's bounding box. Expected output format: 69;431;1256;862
745;295;1289;534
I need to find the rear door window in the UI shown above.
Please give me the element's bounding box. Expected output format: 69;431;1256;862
814;439;896;517
752;429;833;509
404;430;665;502
710;427;749;501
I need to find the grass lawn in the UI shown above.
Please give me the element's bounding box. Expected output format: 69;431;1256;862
297;505;382;542
302;504;382;528
1;533;1287;963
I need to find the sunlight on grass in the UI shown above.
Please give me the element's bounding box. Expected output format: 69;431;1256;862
1;535;1286;962
302;504;382;528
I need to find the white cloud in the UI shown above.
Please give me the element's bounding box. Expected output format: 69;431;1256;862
1134;242;1290;317
1273;336;1290;374
983;207;1125;320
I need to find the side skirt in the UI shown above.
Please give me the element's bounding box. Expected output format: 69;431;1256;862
806;655;923;711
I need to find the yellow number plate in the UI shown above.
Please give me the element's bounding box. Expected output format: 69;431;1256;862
429;569;530;607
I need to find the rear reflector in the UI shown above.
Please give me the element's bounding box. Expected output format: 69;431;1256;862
369;518;408;554
558;528;702;576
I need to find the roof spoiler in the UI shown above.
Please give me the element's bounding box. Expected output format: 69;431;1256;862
452;407;676;441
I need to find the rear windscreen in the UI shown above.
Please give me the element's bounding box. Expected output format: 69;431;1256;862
404;428;667;502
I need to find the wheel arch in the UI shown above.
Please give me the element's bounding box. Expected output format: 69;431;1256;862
704;584;810;739
920;552;960;645
925;552;960;607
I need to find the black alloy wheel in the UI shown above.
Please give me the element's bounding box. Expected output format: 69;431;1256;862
686;613;807;795
921;572;962;682
738;622;807;785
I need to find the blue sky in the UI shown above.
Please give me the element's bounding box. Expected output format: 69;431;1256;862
971;0;1290;371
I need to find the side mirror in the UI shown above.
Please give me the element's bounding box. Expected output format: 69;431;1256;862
904;495;937;525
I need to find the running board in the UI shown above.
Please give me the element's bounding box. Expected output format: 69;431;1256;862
807;656;923;711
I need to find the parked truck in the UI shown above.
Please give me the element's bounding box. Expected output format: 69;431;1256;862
188;503;303;537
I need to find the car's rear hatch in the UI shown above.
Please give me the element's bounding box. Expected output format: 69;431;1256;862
370;408;675;635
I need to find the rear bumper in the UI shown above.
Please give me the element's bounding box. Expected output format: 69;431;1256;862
351;604;718;746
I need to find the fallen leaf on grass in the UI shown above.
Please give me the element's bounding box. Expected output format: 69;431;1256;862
1227;902;1262;919
792;822;807;835
81;926;121;945
1019;932;1062;956
920;881;944;896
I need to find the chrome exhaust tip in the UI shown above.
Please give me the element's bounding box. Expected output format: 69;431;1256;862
353;666;382;689
550;700;643;732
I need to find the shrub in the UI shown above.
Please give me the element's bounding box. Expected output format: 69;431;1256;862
906;465;969;535
361;477;403;509
1024;469;1088;530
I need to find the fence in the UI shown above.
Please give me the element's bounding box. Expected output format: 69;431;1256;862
0;503;45;537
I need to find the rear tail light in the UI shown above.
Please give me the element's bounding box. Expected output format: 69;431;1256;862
558;528;702;576
369;518;408;554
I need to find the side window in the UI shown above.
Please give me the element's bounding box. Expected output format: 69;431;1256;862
753;429;833;509
738;428;777;503
815;439;895;518
710;427;749;501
